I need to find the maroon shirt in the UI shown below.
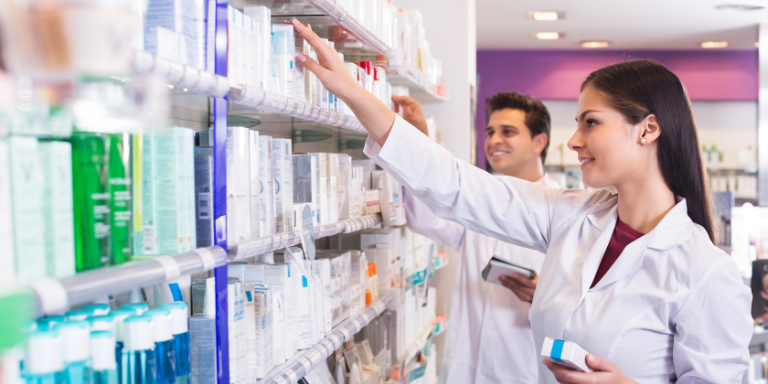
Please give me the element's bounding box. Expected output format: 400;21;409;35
590;219;645;289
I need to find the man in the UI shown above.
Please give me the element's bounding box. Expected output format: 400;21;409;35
392;92;555;384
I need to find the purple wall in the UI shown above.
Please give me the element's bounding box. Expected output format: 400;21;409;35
475;50;758;169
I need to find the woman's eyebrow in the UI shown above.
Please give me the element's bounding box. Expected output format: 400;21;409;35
575;109;600;122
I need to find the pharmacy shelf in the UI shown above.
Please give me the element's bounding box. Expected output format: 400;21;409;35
258;293;393;384
29;247;229;317
397;323;434;364
405;256;449;287
229;214;383;261
304;0;393;57
387;65;448;104
131;50;365;132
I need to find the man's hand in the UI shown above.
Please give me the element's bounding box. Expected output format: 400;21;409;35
392;95;428;136
499;273;538;303
543;354;638;384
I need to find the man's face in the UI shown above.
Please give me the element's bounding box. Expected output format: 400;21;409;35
484;108;544;176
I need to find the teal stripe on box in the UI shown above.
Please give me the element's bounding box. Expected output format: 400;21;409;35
551;339;565;363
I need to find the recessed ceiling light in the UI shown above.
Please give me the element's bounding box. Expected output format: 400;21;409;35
701;41;729;48
529;11;565;21
581;41;610;48
533;32;564;40
716;4;764;11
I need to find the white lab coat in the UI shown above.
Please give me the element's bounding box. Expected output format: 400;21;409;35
406;175;558;384
365;115;753;384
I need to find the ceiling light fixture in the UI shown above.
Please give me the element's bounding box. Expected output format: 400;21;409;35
581;41;610;48
715;4;764;11
701;41;729;48
533;32;564;40
529;11;565;21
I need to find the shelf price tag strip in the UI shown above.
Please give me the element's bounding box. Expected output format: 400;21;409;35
31;278;69;315
155;256;182;281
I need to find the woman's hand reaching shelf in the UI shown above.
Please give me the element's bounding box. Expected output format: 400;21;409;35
290;18;397;147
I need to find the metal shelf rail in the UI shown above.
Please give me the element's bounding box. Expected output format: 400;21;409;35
304;0;393;58
131;50;365;132
259;293;393;384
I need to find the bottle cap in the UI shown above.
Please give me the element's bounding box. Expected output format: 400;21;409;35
24;329;64;374
144;308;173;342
36;316;66;330
122;316;154;351
109;309;135;342
359;61;373;75
90;331;116;370
65;309;93;321
160;302;189;335
54;321;91;363
81;304;110;316
88;314;116;333
373;68;380;81
120;303;149;315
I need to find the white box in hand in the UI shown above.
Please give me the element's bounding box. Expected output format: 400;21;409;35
541;337;593;373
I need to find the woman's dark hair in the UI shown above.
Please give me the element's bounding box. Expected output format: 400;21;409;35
581;60;714;243
486;92;551;163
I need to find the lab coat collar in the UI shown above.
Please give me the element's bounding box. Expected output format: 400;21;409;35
588;198;694;292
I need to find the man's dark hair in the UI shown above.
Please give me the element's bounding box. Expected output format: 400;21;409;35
486;92;551;163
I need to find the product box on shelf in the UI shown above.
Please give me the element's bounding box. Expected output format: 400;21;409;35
327;154;340;224
309;153;328;225
228;262;267;286
293;154;317;226
271;24;295;97
272;138;293;233
193;147;213;247
132;132;154;256
144;26;181;62
154;128;195;255
228;280;247;384
249;130;262;239
0;140;14;287
259;135;275;236
39;140;76;278
316;250;352;326
107;134;133;265
189;314;216;384
263;262;296;359
251;286;275;378
337;154;352;220
311;258;333;335
243;6;271;92
271;291;286;367
71;132;109;271
227;126;251;244
144;0;196;65
275;247;315;349
227;6;241;87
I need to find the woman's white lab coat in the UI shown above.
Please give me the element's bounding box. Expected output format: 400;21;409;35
364;115;753;384
406;172;557;384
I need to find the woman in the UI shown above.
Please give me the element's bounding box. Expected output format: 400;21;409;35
287;20;753;384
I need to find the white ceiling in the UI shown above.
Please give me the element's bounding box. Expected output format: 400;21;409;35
476;0;766;50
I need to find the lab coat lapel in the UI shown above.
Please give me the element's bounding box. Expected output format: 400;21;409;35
590;199;694;291
580;203;618;297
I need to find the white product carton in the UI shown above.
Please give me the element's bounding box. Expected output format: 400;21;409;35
264;263;296;359
9;136;46;281
238;11;249;88
249;131;262;238
0;140;14;287
144;26;180;62
372;171;396;227
246;16;258;89
309;153;327;225
228;263;267;286
311;259;333;335
39;141;75;278
271;292;286;367
292;155;317;226
244;6;271;91
252;287;274;378
189;315;216;384
272;139;293;233
310;275;324;342
241;283;259;382
541;338;593;372
327;154;339;224
294;33;311;103
271;25;295;97
227;281;247;384
227;127;251;244
144;0;196;65
258;136;274;236
337;154;352;219
227;6;240;87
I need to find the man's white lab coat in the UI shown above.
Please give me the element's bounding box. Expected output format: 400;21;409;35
365;115;753;384
406;174;558;384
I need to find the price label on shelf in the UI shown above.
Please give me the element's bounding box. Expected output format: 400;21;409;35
194;248;216;271
352;318;363;331
285;369;299;383
339;326;351;341
298;356;313;373
31;278;69;315
155;256;181;281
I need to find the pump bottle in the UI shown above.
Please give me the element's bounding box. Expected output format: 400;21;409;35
108;309;134;383
89;331;117;384
144;309;176;384
121;316;158;384
23;329;65;384
160;303;190;384
55;321;91;384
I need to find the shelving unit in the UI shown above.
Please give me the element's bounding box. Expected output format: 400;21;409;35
258;294;392;384
388;65;449;103
27;214;384;317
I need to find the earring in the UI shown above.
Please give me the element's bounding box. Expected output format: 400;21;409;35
641;138;647;144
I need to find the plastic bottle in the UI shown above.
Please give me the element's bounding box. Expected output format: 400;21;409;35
22;329;65;384
121;316;157;384
36;316;65;331
55;321;91;384
81;304;110;316
144;309;176;384
119;304;148;316
88;315;115;333
160;303;189;384
89;331;117;384
108;309;135;384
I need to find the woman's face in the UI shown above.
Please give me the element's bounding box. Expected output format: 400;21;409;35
568;85;647;189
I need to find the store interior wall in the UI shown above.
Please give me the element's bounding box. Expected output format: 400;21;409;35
397;0;477;371
475;49;758;170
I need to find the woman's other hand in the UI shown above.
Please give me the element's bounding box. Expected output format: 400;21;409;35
392;95;428;135
542;354;638;384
